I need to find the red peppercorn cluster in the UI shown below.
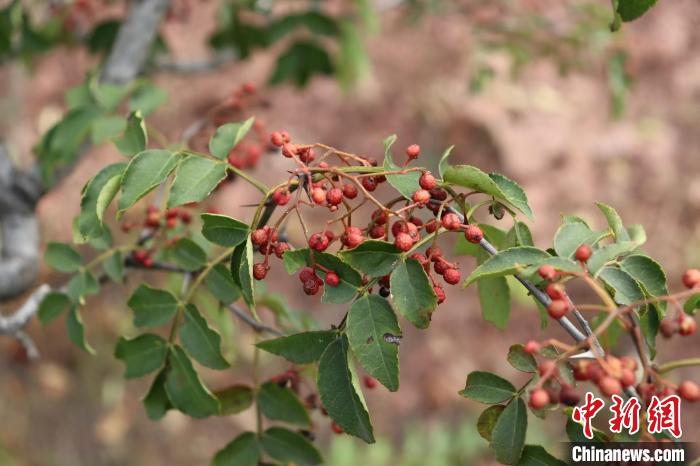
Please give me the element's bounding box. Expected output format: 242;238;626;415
249;225;292;281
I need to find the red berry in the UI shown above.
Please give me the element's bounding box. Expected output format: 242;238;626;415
325;271;340;287
282;143;297;158
274;242;290;259
166;217;177;229
682;268;700;289
331;421;343;434
361;177;377;192
253;263;268;281
409;216;423;227
166;208;179;219
529;388;550;409
679;316;697;336
369;225;386;239
406;144;421;159
538;361;558;378
678;381;700;402
620;356;637;372
538;265;557;281
298;147;315;163
303;278;322;296
251;228;269;246
464;225;483;244
299;268;315;282
620;369;636;387
371;210;388;225
145;211;161;228
660;319;677;338
441;213;461;231
545;283;566;300
311;187;326;205
433;260;448;275
559;386;580;407
242;82;256;94
326;188;343;206
573;362;591;381
419;171;437;190
272;189;291;206
575;244;593;263
426;246;443;260
363;375;377;389
270;132;285;147
394;233;413;252
430;188;447;201
547;299;569;319
143;257;154;268
599;376;622;397
133;250;149;263
434;285;446;304
524;340;541;354
410;253;428;266
443;268;461;285
309;233;330;252
179;210;192;224
425;220;439;234
412;189;430;205
342;227;364;249
342;183;358;199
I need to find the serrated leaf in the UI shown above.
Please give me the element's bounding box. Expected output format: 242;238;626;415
169;237;207;271
347;295;401;391
167;156;228;208
478;276;511;329
180;304;229;369
114;333;168;378
554;222;597;259
478;405;505;441
489;173;534;221
91;114;125;145
490;397;527;465
201;214;250;247
588;241;637;275
465;247;551;285
258;382;311;427
142;369;172;420
118;150;181;212
438;145;454;179
459;371;516;404
114;111;147;156
78;163;125;240
127;284;178;328
617;0;657;22
213;432;260;466
390;258;437;329
596;202;630;242
507;344;537;372
66;271;99;304
205;263;241;305
257;331;337;364
317;336;374;443
38;291;71;325
382;134;421;199
67;307;95;354
517;445;566;466
260;427;322;466
505;221;533;248
209;118;255;159
230;237;255;311
621;254;667;311
338;240;401;277
214;385;254;416
103;251;124;282
165;345;220;418
45;242;82;273
598;267;645;305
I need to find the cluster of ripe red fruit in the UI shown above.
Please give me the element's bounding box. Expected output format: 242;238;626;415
537;244;592;320
250;225;291;281
524;356;582;410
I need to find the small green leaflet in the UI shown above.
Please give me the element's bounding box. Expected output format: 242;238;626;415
477;405;505;441
338;240;401;277
478;276;511;329
346;295;401;391
258;382;311;427
438;145;454;179
490;397;527;465
389;258;437;329
460;371;516;404
596;202;630;242
617;0;657;22
167;156;228;208
113;111;147;156
169;238;207;271
45;242;82;273
231;237;256;312
212;432;260;466
507;344;537;373
465;247;551;285
180;304;230;369
256;330;337;364
260;427;322;465
204;263;241;305
38;292;72;325
127;284;178;328
142;369;172;421
67;307;95;354
200;214;250;247
214;385;254;416
164;345;220;418
209;118;255;159
114;334;168;378
317;336;374;443
118;150;181;213
78;162;125;240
